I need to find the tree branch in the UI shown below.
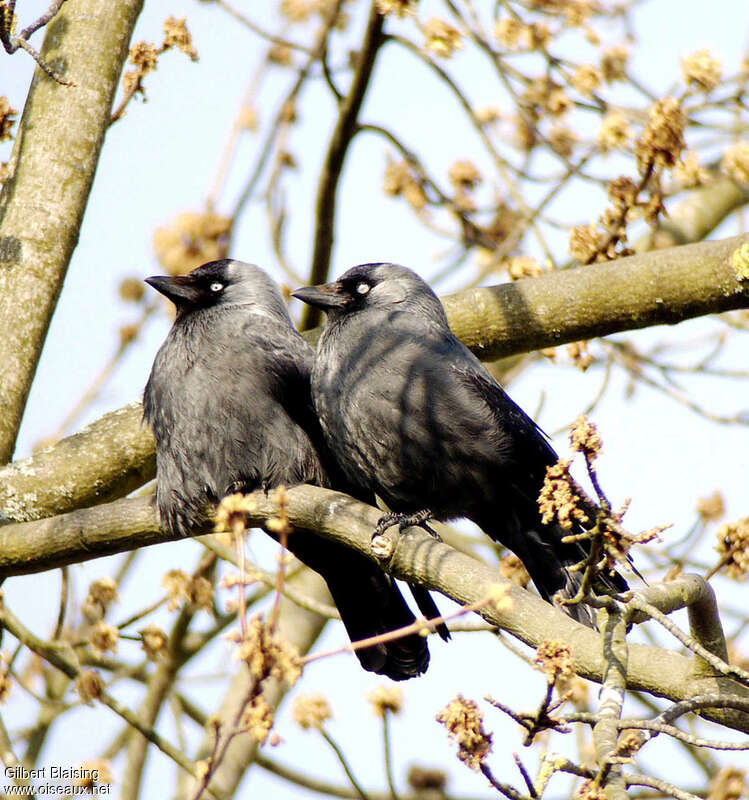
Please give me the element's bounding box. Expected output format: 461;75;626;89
0;0;145;462
593;607;628;800
441;233;749;359
178;568;333;800
300;1;386;330
0;602;218;798
0;402;154;522
639;176;749;250
2;487;748;734
0;1;72;85
121;570;203;800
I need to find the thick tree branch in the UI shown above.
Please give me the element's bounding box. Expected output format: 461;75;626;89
0;402;154;522
2;234;747;524
300;1;386;330
0;491;172;571
441;233;749;359
626;576;730;680
2;487;748;734
0;0;145;463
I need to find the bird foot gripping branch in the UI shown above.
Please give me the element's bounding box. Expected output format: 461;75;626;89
371;509;439;542
371;510;442;564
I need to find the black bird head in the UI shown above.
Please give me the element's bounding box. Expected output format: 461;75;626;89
292;262;447;324
145;259;291;321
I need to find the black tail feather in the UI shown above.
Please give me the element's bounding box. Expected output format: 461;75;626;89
408;584;451;641
285;529;430;680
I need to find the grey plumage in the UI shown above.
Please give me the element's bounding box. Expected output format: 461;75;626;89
143;259;438;679
293;262;628;628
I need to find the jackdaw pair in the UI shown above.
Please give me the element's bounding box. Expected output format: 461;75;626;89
293;262;627;627
144;259;447;681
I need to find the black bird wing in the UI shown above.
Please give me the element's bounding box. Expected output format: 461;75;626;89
450;354;628;618
278;363;451;653
448;354;559;501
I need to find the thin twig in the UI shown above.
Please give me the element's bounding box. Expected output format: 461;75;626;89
52;566;69;640
300;1;385;331
624;773;703;800
480;763;528;800
322;728;372;800
0;0;73;85
628;596;749;686
382;711;400;800
513;753;538;799
301;595;492;667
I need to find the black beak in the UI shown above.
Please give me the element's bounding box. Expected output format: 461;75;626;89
292;282;349;311
145;275;201;307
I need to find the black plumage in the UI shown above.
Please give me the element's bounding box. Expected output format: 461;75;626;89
293;262;628;627
143;259;442;679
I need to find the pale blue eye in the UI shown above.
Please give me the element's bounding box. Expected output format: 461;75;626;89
356;282;370;295
210;282;224;292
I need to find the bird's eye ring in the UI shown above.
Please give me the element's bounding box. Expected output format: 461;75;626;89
356;282;370;295
210;282;224;292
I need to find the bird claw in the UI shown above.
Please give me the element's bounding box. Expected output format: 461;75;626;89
372;509;435;542
372;512;400;541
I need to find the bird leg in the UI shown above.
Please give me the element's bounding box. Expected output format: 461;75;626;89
373;509;436;541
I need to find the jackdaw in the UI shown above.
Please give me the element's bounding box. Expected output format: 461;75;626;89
143;259;444;679
293;262;628;627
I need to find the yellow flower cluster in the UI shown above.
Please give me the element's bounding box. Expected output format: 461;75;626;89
436;695;492;771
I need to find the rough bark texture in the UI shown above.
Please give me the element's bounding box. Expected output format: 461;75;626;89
0;402;154;522
0;0;145;463
0;491;170;573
